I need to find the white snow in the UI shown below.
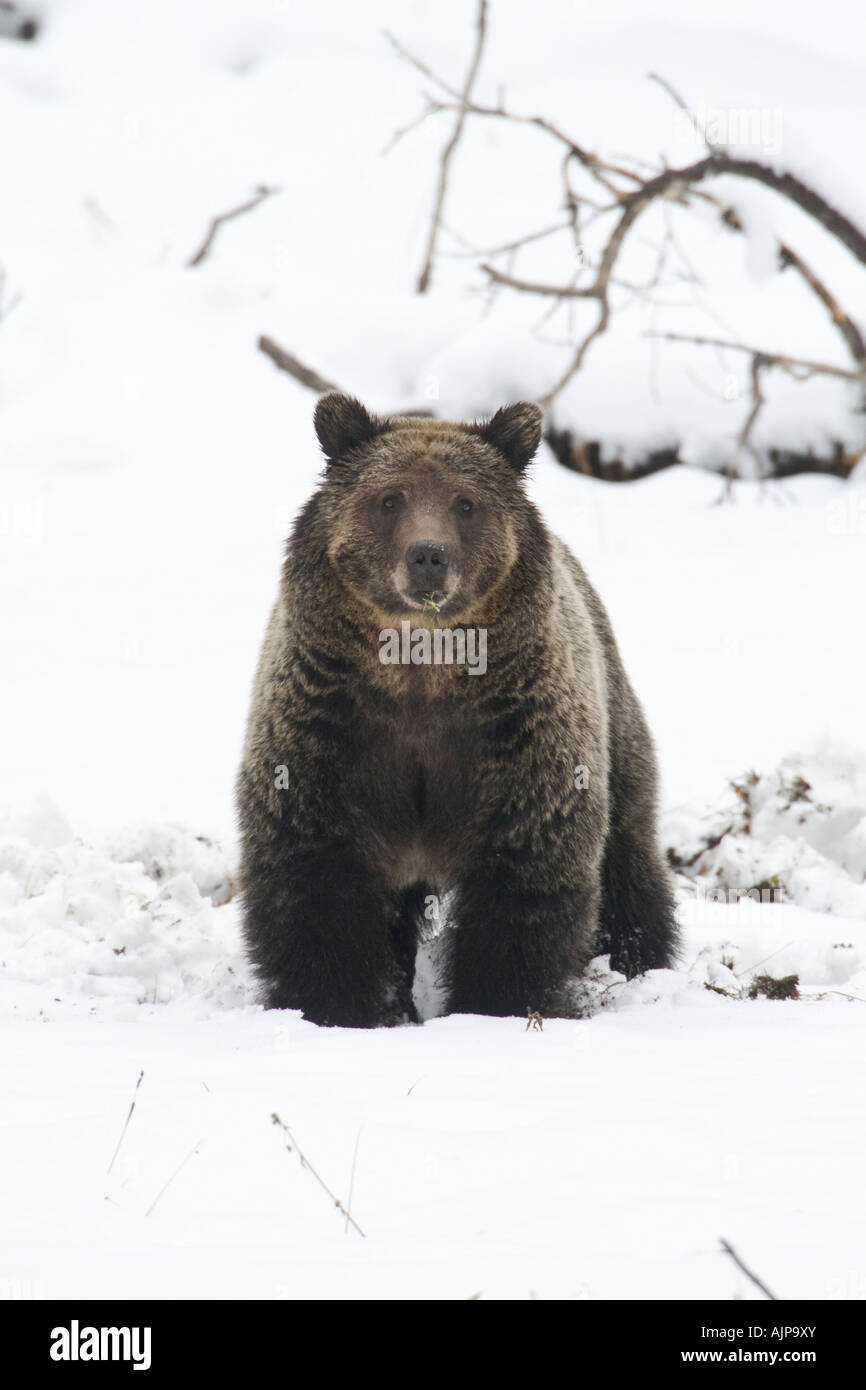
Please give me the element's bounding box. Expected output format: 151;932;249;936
1;0;865;1301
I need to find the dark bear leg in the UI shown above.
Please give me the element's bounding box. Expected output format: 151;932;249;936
444;861;601;1018
241;846;403;1028
596;829;679;977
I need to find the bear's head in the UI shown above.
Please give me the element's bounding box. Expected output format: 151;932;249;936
310;393;544;621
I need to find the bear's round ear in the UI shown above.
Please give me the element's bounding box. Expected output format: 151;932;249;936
314;393;383;463
476;402;544;472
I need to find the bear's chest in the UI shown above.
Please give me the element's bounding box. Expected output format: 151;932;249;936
348;688;480;885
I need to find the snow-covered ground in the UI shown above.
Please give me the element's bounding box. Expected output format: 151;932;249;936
1;0;865;1301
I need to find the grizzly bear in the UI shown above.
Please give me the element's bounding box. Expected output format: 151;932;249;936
236;394;678;1026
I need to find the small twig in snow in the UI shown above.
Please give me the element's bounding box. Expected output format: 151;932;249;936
344;1126;363;1237
803;989;866;1005
107;1069;144;1176
719;1237;777;1300
145;1140;205;1218
271;1113;366;1238
735;941;795;979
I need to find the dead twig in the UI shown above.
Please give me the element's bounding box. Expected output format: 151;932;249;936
188;184;278;268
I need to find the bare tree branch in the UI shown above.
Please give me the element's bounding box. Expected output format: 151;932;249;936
479;262;600;299
423;95;642;198
648;71;718;151
445;219;572;261
382;29;463;103
778;241;866;365
644;330;862;382
413;0;488;295
188;185;278;269
380;96;442;157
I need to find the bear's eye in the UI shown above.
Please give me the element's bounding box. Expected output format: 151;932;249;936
381;494;404;513
455;497;474;515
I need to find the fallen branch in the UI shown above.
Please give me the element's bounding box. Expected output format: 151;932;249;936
256;336;439;419
188;185;278;268
258;336;341;393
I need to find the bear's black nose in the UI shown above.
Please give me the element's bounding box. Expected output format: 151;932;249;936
405;540;450;581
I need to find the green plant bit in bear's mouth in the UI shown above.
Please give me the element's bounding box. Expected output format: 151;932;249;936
422;592;442;612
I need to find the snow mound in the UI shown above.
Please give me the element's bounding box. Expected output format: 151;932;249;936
664;749;866;920
0;800;251;1019
3;766;865;1026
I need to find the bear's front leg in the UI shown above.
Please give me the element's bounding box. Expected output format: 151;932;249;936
241;839;404;1028
445;847;603;1019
